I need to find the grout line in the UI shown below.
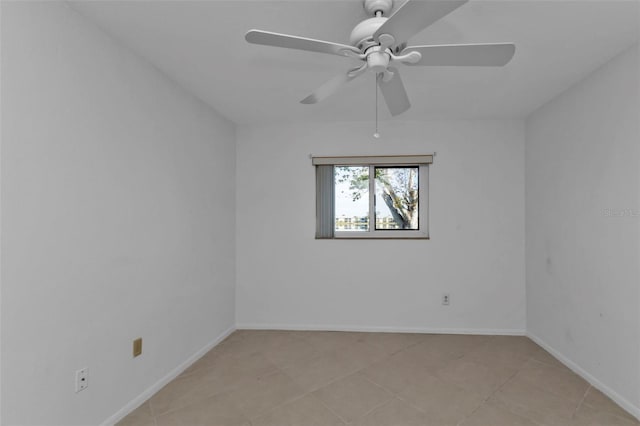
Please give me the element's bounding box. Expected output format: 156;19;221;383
360;374;395;394
151;359;279;419
526;354;569;371
492;365;521;398
457;399;487;425
357;376;402;419
358;368;395;393
151;388;229;420
314;394;350;425
454;360;524;426
245;361;365;423
252;391;311;420
356;398;394;421
365;396;401;416
573;385;591;419
394;393;429;414
271;336;423;423
246;361;355;425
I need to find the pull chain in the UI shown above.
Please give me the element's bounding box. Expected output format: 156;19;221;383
374;73;380;139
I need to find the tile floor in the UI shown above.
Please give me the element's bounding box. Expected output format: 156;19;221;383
117;330;639;426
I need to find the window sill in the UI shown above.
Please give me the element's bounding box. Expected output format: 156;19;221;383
319;232;430;240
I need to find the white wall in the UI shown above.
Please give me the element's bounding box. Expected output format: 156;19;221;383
525;44;640;416
1;2;236;425
236;120;525;334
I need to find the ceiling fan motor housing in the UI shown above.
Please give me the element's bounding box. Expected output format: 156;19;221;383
349;17;388;50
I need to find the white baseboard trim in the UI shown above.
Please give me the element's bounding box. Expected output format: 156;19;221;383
527;331;640;421
101;325;236;426
236;323;526;336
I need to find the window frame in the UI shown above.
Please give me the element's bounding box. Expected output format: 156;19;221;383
313;155;432;240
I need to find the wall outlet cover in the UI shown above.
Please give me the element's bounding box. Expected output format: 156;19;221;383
442;293;451;305
75;367;88;393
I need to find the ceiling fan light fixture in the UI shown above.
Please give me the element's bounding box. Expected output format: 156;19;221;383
366;48;390;73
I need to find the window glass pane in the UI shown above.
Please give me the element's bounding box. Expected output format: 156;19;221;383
375;167;419;230
334;166;369;231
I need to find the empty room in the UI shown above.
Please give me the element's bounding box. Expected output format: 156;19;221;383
1;0;639;425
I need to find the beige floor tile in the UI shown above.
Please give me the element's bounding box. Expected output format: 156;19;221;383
516;358;590;403
179;345;228;378
581;387;639;423
232;329;289;340
210;333;258;358
422;334;490;359
218;331;247;346
125;331;626;426
487;336;541;355
352;398;428;426
398;372;485;425
361;351;440;394
116;402;154;426
528;346;568;370
250;394;346;426
490;376;579;425
261;334;323;369
482;336;542;373
155;393;249;426
463;340;532;370
390;340;455;370
149;352;277;416
489;336;565;372
459;401;538;426
571;403;640;426
148;370;216;417
226;370;305;419
312;372;394;423
435;358;517;398
358;332;422;355
291;331;367;352
463;346;530;371
331;340;391;369
216;330;292;358
282;350;362;392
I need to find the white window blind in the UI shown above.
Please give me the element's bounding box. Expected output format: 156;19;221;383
315;165;335;239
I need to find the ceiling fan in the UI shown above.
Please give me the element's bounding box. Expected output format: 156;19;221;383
245;0;515;117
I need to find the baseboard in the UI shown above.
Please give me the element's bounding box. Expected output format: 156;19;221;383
527;331;640;421
101;325;236;426
236;323;526;336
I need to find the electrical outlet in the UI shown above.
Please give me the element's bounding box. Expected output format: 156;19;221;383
133;338;142;357
75;367;88;393
442;293;451;306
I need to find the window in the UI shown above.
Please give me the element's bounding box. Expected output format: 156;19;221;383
313;155;431;239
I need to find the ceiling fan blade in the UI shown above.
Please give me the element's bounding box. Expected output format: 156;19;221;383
378;68;410;116
374;0;468;46
403;43;515;66
246;30;361;57
300;66;366;104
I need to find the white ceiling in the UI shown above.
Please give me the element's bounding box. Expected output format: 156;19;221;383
71;0;639;125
